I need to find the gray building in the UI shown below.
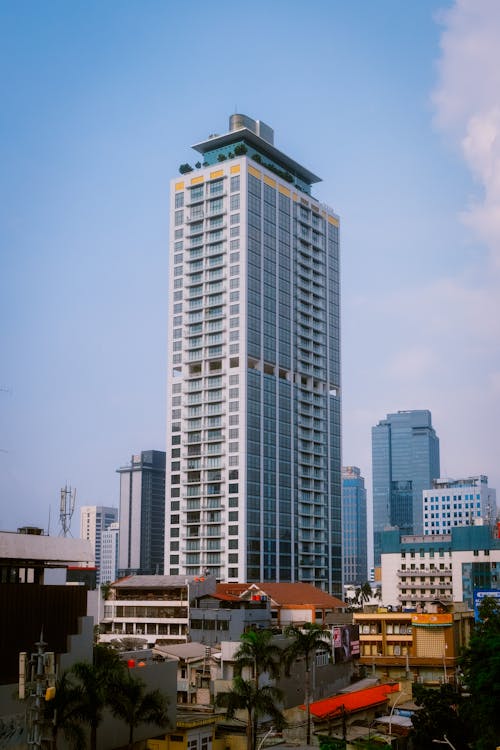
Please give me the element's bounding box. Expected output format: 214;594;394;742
372;410;440;566
165;114;341;593
342;466;368;585
117;450;166;576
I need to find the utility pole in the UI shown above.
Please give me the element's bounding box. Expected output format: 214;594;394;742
25;632;56;750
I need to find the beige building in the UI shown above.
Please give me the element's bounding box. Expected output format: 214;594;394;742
354;603;473;685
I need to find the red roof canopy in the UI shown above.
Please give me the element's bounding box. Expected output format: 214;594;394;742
307;684;399;719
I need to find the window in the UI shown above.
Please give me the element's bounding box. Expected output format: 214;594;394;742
230;175;240;192
175;210;184;226
175;192;184;208
230;194;240;210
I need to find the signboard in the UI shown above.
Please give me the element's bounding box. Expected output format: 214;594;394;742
473;589;500;621
332;624;359;661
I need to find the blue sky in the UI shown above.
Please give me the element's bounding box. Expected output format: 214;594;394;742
1;1;499;542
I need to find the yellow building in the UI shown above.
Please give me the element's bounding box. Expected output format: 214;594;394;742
354;604;473;685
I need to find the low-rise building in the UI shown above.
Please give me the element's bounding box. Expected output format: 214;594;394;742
381;525;500;610
215;582;345;627
99;574;216;646
354;602;473;685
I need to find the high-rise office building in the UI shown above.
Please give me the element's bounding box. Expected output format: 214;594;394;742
342;466;368;585
372;410;440;566
117;450;166;576
101;521;119;584
423;475;497;535
79;505;118;584
165;114;341;592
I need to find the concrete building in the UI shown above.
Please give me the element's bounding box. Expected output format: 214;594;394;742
80;505;118;584
100;520;119;584
422;475;497;535
165;114;341;592
372;410;440;566
354;603;473;686
342;466;368;585
381;524;500;610
118;450;166;576
99;574;216;647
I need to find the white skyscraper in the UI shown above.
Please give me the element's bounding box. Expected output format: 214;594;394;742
165;115;341;593
423;475;497;535
100;521;119;584
80;505;118;584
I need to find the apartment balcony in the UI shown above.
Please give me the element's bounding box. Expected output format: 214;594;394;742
397;568;452;576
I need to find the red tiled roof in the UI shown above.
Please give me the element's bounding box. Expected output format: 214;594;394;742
307;684;399;719
216;582;344;608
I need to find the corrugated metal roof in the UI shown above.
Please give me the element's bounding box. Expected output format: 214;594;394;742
308;683;399;719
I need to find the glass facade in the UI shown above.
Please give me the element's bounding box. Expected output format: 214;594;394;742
372;410;440;566
165;116;341;594
342;466;368;585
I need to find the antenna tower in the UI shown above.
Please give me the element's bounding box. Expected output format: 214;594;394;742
59;484;76;537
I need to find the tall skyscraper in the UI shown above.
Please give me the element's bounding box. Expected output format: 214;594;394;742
342;466;368;585
117;450;166;576
79;505;118;584
372;410;440;566
165;114;341;593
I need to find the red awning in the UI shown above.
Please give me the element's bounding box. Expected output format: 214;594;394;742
307;684;399;719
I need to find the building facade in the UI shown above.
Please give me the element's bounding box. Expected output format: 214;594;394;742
372;410;440;566
354;605;473;686
342;466;368;585
422;475;497;535
165;114;341;592
80;505;118;584
117;450;166;576
381;525;500;610
100;520;119;584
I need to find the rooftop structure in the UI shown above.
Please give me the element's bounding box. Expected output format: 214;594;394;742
166;114;341;592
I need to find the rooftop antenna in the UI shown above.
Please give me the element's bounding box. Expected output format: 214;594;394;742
59;484;76;537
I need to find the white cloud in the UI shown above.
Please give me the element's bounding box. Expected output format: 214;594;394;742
433;0;500;267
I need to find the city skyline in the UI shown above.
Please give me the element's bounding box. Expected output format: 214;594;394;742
1;1;500;544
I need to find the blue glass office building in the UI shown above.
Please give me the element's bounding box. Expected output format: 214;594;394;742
342;466;368;585
372;410;440;566
165;115;341;593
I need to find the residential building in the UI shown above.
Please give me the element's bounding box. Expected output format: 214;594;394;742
354;603;474;686
99;574;216;646
101;520;119;584
381;525;500;610
165;114;341;592
117;450;166;576
372;410;440;566
215;581;345;627
80;505;118;584
342;466;368;585
422;475;497;535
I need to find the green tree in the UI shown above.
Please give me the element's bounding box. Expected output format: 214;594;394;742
359;582;373;603
45;670;86;750
410;683;470;750
109;671;170;749
234;629;282;683
460;596;500;750
217;676;285;750
283;623;331;745
71;644;126;750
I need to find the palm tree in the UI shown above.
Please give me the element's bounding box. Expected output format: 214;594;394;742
71;644;126;750
109;671;170;749
217;676;285;750
45;670;86;750
234;629;282;684
360;581;373;603
283;623;331;745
